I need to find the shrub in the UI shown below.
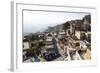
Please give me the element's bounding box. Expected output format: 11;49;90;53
80;32;86;40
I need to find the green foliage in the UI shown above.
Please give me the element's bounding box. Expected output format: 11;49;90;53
86;33;91;43
31;34;39;41
80;32;86;40
38;41;45;48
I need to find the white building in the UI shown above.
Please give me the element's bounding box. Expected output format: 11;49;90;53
45;36;54;49
23;38;30;50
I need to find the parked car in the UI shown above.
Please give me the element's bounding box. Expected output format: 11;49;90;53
34;57;40;62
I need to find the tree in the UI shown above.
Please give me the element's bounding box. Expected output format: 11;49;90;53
63;22;70;36
80;32;86;40
38;41;45;48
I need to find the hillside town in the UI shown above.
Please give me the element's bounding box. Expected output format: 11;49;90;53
23;15;91;62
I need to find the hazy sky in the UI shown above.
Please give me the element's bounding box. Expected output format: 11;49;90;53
23;10;89;34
